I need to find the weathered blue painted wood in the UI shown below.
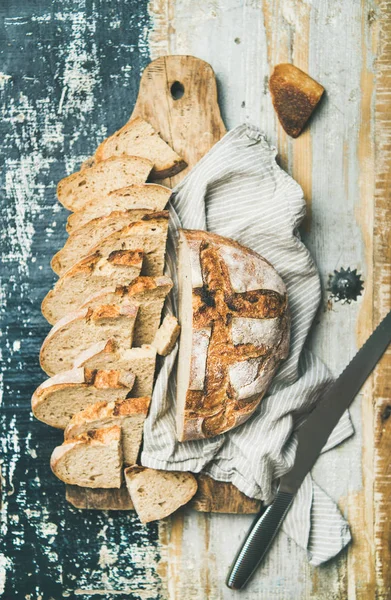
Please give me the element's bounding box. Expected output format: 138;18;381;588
0;1;164;597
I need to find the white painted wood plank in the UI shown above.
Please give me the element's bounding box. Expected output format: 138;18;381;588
148;0;374;597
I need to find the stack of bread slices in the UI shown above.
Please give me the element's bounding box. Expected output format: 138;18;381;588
32;117;198;523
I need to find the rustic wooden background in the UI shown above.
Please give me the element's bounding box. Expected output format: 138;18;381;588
0;0;390;598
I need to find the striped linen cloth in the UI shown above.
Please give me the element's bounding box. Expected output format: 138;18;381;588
141;124;352;565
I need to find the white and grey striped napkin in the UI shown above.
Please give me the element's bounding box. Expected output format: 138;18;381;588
141;124;353;565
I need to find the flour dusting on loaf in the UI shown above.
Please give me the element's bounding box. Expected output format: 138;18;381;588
189;328;211;390
176;229;290;441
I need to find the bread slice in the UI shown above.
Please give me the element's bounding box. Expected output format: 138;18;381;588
95;117;186;179
40;304;138;376
79;276;173;346
50;426;123;488
80;156;96;170
32;368;135;429
269;64;324;138
124;467;198;523
57;156;153;211
52;212;169;278
73;340;157;398
153;315;181;356
66;184;172;234
51;209;155;275
64;397;151;466
42;250;143;325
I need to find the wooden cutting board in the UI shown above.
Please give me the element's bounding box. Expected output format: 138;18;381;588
66;55;261;515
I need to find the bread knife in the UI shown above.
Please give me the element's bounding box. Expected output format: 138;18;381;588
227;309;391;590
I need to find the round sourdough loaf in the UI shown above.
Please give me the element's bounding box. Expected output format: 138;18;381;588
176;229;290;442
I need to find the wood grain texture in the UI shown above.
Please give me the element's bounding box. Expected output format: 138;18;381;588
190;475;261;514
0;0;389;597
345;3;377;597
132;54;227;187
0;2;164;598
66;485;135;510
372;2;391;597
147;0;390;598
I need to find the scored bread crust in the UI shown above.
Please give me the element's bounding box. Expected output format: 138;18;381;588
57;156;153;211
124;466;198;523
40;304;138;376
32;368;136;429
66;183;172;234
51;208;156;275
50;425;123;488
269;64;324;138
52;212;169;278
176;229;290;442
42;250;143;325
95;117;187;179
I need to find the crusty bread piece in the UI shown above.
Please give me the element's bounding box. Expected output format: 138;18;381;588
153;315;180;356
80;156;95;170
40;305;138;376
124;467;197;523
73;340;157;398
64;397;151;466
57;156;153;211
32;368;135;429
66;184;172;234
79;276;173;346
269;64;324;138
95;117;187;179
42;250;143;325
52;209;154;275
176;229;290;442
52;212;169;278
51;426;123;488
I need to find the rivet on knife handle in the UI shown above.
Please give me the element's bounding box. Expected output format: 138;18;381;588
226;490;294;590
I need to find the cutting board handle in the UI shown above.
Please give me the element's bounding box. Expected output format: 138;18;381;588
132;55;227;186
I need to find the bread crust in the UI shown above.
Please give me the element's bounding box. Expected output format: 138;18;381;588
269;64;324;138
124;466;198;523
177;229;290;441
52;212;169;277
40;304;138;376
51;209;161;275
64;397;151;439
50;425;123;488
153;315;181;356
57;156;153;210
95;117;187;179
79;276;173;315
72;339;118;369
66;183;172;233
31;368;136;429
42;250;143;325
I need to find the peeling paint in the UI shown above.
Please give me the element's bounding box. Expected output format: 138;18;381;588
98;544;118;568
0;1;162;597
0;554;12;594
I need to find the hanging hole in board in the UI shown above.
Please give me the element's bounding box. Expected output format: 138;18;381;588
170;81;185;100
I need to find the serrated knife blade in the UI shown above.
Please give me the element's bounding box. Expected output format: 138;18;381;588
227;309;391;590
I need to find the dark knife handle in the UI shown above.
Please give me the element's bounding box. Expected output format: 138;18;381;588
226;490;294;590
